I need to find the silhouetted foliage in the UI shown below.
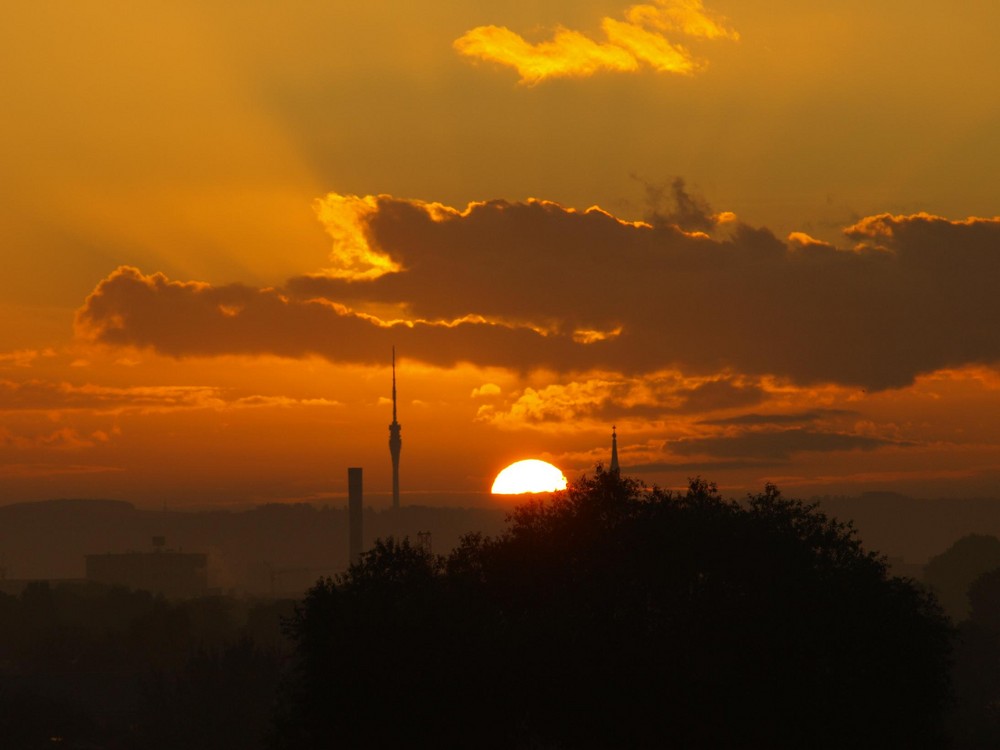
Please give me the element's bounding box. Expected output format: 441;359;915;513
276;469;953;749
0;584;291;749
133;637;283;750
949;566;1000;747
924;533;1000;621
968;567;1000;629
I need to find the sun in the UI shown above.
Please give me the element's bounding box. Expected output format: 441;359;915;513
491;459;568;494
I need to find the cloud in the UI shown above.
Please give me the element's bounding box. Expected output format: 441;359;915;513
454;26;640;84
637;176;732;233
624;0;740;40
454;0;737;84
477;372;765;427
0;378;342;415
0;380;221;413
312;194;402;280
0;463;124;479
77;198;1000;391
76;266;585;373
628;459;775;473
481;378;624;426
471;383;502;398
675;378;765;413
0;425;106;451
787;232;831;251
0;349;56;369
699;410;856;426
669;428;901;461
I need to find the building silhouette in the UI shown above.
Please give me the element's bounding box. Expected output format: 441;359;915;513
610;425;620;474
85;538;207;598
389;347;402;509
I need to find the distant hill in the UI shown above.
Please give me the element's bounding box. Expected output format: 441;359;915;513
816;494;1000;563
0;497;135;512
6;491;1000;595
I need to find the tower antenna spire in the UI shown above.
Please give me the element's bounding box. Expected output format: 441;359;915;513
610;425;620;474
389;347;402;510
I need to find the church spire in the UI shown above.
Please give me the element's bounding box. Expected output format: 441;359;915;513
389;347;402;509
610;425;620;474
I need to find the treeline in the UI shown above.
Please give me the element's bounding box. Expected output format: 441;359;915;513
274;470;952;749
921;534;1000;747
0;583;292;749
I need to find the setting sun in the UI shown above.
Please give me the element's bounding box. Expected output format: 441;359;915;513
491;459;568;494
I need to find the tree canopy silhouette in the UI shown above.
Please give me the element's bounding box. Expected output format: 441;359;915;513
948;565;1000;747
275;469;952;749
924;533;1000;621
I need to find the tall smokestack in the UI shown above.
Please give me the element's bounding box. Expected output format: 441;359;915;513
348;467;363;566
389;347;402;510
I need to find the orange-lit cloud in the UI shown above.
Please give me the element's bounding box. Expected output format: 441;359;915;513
476;369;918;476
454;0;737;83
0;349;56;369
572;327;623;344
0;379;341;415
312;194;403;280
454;26;640;83
786;231;830;250
77;197;1000;392
0;425;108;451
471;383;502;398
625;0;739;39
0;463;124;479
478;372;768;428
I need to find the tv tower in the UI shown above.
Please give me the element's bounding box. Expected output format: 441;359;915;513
610;425;620;474
389;347;402;509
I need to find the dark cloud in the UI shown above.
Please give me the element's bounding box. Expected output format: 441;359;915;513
628;459;776;473
699;409;856;426
78;200;1000;389
670;428;901;461
75;267;589;373
635;176;720;233
674;379;765;413
589;386;762;421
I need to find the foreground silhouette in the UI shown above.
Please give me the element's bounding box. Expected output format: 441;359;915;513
0;584;289;749
275;470;952;749
924;533;1000;621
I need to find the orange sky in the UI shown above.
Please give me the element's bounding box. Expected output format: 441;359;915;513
3;1;1000;507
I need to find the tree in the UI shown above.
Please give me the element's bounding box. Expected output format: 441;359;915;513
133;637;283;750
949;567;1000;747
276;469;953;749
924;534;1000;621
968;567;1000;629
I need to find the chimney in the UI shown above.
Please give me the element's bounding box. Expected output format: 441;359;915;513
348;467;363;566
